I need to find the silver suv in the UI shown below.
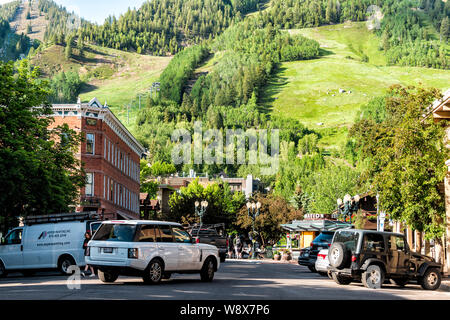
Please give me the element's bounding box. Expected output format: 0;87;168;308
86;220;220;284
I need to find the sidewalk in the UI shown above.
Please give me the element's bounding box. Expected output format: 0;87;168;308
440;277;450;292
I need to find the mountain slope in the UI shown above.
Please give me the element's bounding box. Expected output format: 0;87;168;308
9;0;48;42
261;21;450;149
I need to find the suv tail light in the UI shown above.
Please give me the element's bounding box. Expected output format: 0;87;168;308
328;243;331;247
128;248;139;259
317;253;326;260
351;255;357;262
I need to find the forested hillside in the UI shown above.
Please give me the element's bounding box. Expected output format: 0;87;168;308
0;1;36;61
2;0;449;214
262;0;450;69
0;1;20;21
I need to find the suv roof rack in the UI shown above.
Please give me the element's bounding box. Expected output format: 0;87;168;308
23;212;100;225
188;223;225;230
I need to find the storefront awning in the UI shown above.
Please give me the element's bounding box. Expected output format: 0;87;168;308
281;219;353;232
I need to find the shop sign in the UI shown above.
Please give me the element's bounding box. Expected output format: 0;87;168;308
304;213;338;220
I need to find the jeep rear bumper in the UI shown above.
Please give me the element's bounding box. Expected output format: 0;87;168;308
327;266;361;277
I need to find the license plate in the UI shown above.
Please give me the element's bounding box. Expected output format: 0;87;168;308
103;247;113;254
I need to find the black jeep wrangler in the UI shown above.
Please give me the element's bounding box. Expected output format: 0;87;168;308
327;229;442;290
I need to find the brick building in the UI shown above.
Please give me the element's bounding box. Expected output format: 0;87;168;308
49;98;146;220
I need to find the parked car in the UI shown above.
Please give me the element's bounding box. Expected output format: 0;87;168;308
328;229;442;290
188;224;227;262
0;212;101;277
315;249;330;277
298;231;334;272
86;220;220;284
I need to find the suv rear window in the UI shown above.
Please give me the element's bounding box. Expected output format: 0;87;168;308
93;224;137;242
334;231;360;253
312;232;334;243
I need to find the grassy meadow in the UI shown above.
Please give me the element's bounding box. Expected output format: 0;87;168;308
261;22;450;150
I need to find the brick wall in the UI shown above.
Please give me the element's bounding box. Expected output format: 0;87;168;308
49;114;141;220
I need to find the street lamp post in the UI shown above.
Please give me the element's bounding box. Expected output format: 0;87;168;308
247;201;261;259
337;194;360;222
195;200;208;226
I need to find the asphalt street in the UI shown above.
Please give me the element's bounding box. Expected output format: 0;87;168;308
0;260;449;300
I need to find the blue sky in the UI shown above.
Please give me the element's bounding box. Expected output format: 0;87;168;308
0;0;148;24
53;0;148;24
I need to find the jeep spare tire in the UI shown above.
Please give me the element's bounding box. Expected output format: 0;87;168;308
328;242;349;269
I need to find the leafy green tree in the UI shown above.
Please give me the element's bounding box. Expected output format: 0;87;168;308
0;60;85;233
350;85;448;239
168;178;246;227
236;193;303;245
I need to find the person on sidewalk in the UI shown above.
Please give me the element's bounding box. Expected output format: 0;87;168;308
228;235;234;259
82;231;96;278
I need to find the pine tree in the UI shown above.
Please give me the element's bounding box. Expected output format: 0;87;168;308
440;16;449;43
65;37;73;60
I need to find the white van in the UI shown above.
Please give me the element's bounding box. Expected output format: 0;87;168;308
0;212;102;277
86;220;220;284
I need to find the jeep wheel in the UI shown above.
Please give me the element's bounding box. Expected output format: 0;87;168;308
331;272;352;285
362;265;384;289
143;259;164;284
420;268;441;291
98;269;119;283
328;242;349;269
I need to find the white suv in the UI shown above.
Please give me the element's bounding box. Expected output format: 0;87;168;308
86;220;220;284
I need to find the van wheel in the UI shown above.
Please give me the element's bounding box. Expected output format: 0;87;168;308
58;256;76;275
143;259;163;284
0;261;7;278
331;272;352;285
362;265;384;289
98;269;119;283
328;242;349;269
200;257;215;282
420;268;441;290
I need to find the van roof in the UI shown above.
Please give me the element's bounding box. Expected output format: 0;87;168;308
102;220;181;226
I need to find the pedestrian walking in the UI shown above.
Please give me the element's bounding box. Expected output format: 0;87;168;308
234;234;243;259
82;231;96;277
228;235;234;259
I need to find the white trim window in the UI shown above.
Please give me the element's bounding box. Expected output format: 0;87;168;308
85;173;94;196
86;133;95;155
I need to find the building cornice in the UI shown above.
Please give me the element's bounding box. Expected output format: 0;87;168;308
50;98;146;157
